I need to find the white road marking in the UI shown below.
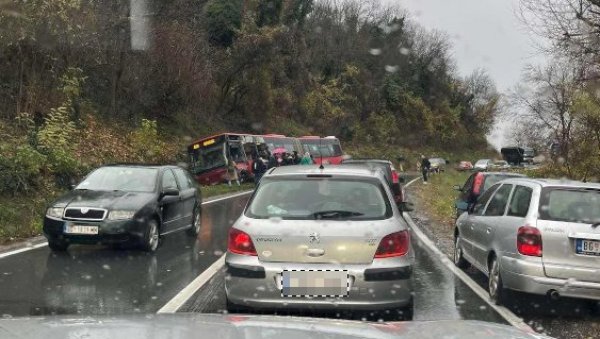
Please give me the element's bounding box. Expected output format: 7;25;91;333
0;242;48;259
0;190;254;260
157;254;226;313
403;179;534;333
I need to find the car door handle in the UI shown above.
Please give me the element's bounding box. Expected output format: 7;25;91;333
306;248;326;257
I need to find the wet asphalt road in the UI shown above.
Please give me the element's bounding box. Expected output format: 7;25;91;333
0;191;506;326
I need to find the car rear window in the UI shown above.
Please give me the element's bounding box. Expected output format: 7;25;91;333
483;174;520;192
246;177;392;220
539;188;600;224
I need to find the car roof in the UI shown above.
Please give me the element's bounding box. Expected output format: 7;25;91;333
265;165;387;181
502;177;600;189
342;159;392;164
481;172;525;177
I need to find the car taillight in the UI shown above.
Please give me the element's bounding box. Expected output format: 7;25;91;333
391;169;399;184
517;226;542;257
473;173;484;195
375;231;410;258
228;228;257;256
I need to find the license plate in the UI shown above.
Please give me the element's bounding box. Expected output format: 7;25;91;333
281;270;349;297
576;239;600;256
65;225;99;235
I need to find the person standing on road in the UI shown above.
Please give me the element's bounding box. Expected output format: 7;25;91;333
226;156;240;186
300;152;313;165
420;155;431;184
252;154;267;186
267;151;277;169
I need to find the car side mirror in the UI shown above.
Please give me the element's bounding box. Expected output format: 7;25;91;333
161;188;179;198
453;185;462;191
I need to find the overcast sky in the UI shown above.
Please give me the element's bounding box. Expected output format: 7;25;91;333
396;0;547;150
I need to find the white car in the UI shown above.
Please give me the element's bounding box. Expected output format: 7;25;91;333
473;159;493;171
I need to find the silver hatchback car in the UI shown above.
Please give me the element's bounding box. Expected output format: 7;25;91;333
454;178;600;304
225;166;414;314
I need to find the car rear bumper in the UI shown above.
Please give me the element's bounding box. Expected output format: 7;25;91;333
501;256;600;300
225;255;413;310
43;217;146;245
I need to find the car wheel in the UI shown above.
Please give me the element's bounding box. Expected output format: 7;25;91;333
187;208;201;237
48;240;69;252
453;235;470;269
141;219;160;252
488;256;505;305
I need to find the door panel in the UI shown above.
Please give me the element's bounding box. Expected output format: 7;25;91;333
174;169;196;227
459;184;499;263
160;169;183;232
471;184;509;270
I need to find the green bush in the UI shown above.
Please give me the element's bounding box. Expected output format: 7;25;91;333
0;143;47;195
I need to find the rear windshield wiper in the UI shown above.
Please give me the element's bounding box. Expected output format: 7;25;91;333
313;210;364;219
591;222;600;228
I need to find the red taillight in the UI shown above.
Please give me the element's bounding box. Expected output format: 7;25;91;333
517;226;542;257
228;228;257;256
392;169;399;184
375;231;410;258
473;173;484;195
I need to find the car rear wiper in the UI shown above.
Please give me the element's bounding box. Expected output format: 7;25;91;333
313;210;364;219
591;222;600;228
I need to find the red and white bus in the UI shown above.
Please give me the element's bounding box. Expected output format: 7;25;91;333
187;133;266;185
298;136;344;165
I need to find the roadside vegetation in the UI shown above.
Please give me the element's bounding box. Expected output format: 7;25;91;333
0;0;499;243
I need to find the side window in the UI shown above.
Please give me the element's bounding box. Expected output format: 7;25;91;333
484;184;513;217
473;184;500;215
174;169;191;190
508;186;533;217
161;170;178;190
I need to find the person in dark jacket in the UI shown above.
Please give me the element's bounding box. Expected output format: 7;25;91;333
252;154;267;186
267;151;277;169
421;155;431;184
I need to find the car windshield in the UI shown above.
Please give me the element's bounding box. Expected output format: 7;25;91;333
475;160;490;166
246;178;391;220
77;167;158;192
540;188;600;224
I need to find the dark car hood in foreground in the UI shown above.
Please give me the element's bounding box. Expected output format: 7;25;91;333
52;190;156;211
0;313;551;339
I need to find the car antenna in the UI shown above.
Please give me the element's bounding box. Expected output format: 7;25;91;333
319;136;324;170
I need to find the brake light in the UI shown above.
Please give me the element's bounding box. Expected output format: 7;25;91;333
473;173;484;195
228;228;257;256
375;231;410;258
517;226;542;257
392;169;399;184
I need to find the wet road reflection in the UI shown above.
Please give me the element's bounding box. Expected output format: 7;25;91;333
0;193;250;317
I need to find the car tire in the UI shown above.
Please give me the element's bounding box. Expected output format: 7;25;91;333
187;208;202;237
141;219;160;253
488;256;505;305
453;235;470;269
48;240;69;252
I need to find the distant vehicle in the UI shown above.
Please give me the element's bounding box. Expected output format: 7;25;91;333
226;166;414;316
428;157;447;172
501;147;536;165
341;159;408;210
453;171;526;219
491;160;510;170
43;165;202;252
473;159;493;171
456;161;473;171
298;136;344;165
454;178;600;305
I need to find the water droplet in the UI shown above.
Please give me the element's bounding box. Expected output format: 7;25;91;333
369;48;382;56
214;250;224;256
151;296;158;300
399;47;410;55
385;65;399;73
102;264;111;270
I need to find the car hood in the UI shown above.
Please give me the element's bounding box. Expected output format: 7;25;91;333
0;314;551;339
52;190;156;211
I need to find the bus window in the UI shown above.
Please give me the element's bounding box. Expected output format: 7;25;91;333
189;140;226;174
228;142;246;163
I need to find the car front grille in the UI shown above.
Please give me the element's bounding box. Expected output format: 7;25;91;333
63;207;107;221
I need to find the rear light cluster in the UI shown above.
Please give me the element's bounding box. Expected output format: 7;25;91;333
375;230;410;258
228;228;257;256
473;173;484;195
391;170;399;184
517;226;543;257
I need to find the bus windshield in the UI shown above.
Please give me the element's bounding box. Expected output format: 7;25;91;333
189;141;226;174
300;139;342;157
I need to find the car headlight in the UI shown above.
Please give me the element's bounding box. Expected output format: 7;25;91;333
46;207;65;219
108;210;136;220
